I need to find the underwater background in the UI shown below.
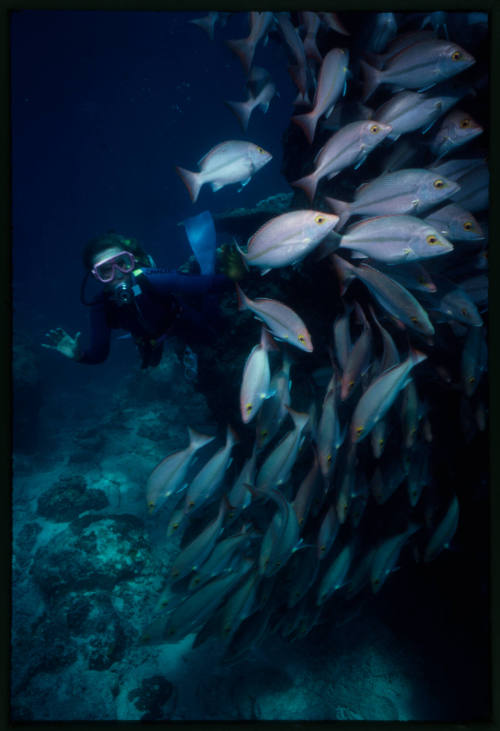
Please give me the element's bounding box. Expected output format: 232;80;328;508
10;9;490;722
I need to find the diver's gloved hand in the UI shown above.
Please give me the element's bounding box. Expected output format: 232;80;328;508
219;242;246;281
42;328;82;360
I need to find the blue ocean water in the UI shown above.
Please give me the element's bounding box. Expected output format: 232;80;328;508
11;10;490;721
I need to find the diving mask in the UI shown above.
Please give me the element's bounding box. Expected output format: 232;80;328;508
91;251;137;283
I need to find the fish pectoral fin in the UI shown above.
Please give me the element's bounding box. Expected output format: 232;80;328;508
402;247;415;258
211;181;224;192
350;251;369;259
354;154;368;171
237;177;252;192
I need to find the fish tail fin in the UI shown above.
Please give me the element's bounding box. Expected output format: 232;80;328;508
331;254;356;296
360;59;381;102
325;197;351;230
285;406;310;433
188;427;215;451
288;64;308;96
291;172;318;202
176;165;202;203
189;16;215;41
291;112;316;144
410;348;428;366
226;38;253;73
224;98;253;132
260;327;279;352
235;282;249;311
227;424;240;448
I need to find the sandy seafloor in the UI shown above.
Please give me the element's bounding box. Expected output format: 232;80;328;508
11;350;490;722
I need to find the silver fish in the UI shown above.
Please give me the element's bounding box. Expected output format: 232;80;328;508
170;497;228;581
326;168;460;229
292;120;392;202
145;427;215;511
375;90;460;141
366;29;437;69
236;284;313;352
338;214;454;263
317;542;353;605
340;303;373;400
371;524;420;592
332;257;435;336
351;349;428;443
424;495;459;562
461;325;487;397
317;505;339;559
255;354;292;449
237;210;338;273
430;109;483;159
160;559;254;642
316;370;344;477
450;161;489;212
250;486;301;576
220;569;261;640
185;425;239;513
291;449;323;528
256;407;310;490
333;305;353;371
176;140;272;203
424;203;484;241
361;39;475;101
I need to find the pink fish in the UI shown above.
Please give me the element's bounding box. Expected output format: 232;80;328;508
236;283;313;352
176;140;272;203
240;327;279;424
292;120;392;202
292;49;349;144
226;11;273;73
236;210;338;273
301;12;322;64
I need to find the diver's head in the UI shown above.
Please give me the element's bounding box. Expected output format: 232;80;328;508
82;232;153;304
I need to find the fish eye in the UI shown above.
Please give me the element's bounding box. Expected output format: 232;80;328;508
327;454;332;463
298;334;305;343
410;316;419;323
370;124;380;134
320;545;326;552
433;179;445;188
246;403;253;413
379;438;384;446
260;429;268;438
463;221;474;230
426;234;439;245
451;50;462;61
461;308;469;316
460;118;472;128
314;214;327;224
469;376;476;384
355;426;364;435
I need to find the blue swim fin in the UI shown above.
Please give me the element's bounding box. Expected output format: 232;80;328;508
179;210;216;275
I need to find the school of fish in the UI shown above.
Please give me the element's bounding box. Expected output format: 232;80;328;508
144;11;488;659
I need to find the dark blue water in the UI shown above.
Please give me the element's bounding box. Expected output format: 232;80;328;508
11;10;490;722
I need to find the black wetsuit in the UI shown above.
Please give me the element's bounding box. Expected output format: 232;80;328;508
79;267;232;368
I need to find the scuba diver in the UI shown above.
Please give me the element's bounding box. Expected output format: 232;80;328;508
42;212;241;370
